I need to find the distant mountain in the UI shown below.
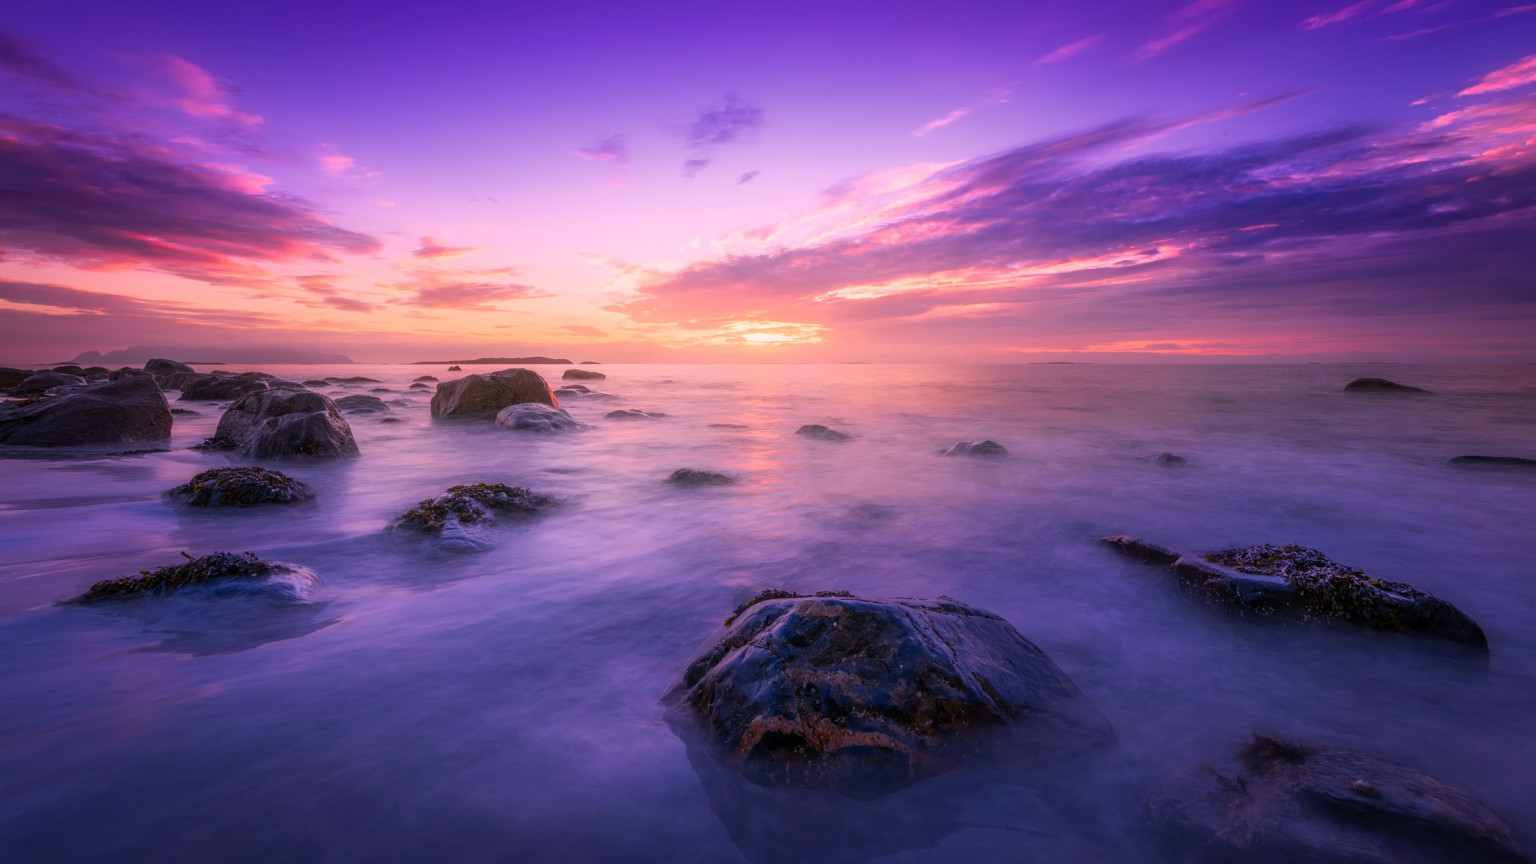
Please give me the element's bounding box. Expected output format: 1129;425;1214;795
74;346;354;365
412;356;574;365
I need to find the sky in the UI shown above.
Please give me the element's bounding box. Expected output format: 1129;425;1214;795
1;0;1533;364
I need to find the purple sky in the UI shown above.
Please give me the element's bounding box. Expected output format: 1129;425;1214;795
1;0;1533;362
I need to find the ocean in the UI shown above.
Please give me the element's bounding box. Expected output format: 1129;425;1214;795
1;362;1533;862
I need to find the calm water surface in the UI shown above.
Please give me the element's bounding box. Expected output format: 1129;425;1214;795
1;363;1533;862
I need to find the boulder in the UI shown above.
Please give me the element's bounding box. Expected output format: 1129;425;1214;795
69;551;317;604
605;409;665;420
50;365;84;375
942;440;1008;457
14;371;85;394
668;468;734;486
180;375;269;401
110;367;154;381
335;394;389;413
666;593;1113;796
1345;377;1428;393
144;358;193;375
393;483;554;536
796;424;850;442
157;370;205;390
1144;735;1527;864
0;376;171;447
563;368;606;380
166;466;315;507
302;379;330;387
494;402;586;432
413;375;438;382
0;367;33;389
558;383;591;393
1449;455;1536;469
430;368;556;419
1102;537;1488;651
202;390;359;458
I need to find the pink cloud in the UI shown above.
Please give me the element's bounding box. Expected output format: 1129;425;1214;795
1035;34;1106;65
411;236;479;260
149;55;262;127
1458;53;1536;96
1301;0;1384;30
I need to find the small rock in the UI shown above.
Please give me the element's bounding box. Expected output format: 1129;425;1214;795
447;365;462;371
1151;452;1186;466
558;383;591;393
605;409;665;420
1449;455;1536;469
1345;377;1428;393
50;365;85;375
166;466;315;507
302;379;330;387
709;423;749;429
563;368;606;380
495;403;586;432
796;424;850;441
668;468;734;486
942;440;1008;457
69;551;314;604
181;375;269;401
393;483;554;535
414;375;438;382
409;382;430;390
143;358;193;375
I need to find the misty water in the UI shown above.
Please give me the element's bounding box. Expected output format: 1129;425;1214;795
1;363;1533;862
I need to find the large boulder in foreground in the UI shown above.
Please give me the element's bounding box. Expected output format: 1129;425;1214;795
202;390;358;458
1103;537;1487;651
166;466;315;507
69;551;317;604
430;368;556;419
0;376;171;447
181;374;269;401
666;593;1113;797
1345;377;1428;393
494;402;585;432
1144;735;1527;864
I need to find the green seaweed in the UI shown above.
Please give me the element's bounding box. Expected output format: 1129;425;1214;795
725;589;854;626
168;466;314;507
1206;544;1423;625
395;482;554;534
73;551;280;602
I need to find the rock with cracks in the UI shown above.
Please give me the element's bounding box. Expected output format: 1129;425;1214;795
202;390;358;459
430;368;556;419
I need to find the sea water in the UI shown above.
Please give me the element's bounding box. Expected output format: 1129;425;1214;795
1;363;1533;862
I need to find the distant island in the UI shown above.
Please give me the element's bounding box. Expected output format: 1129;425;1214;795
412;356;576;365
74;346;353;365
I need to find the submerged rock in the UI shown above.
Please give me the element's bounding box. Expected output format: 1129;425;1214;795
302;379;330;387
430;368;556;418
563;368;606;380
334;394;390;414
942;440;1008;457
666;593;1113;797
413;375;438;382
393;482;554;538
1150;452;1187;466
796;424;850;442
1345;377;1428;393
201;390;359;458
557;383;591;393
494;402;586;432
70;551;315;604
0;376;171;447
409;382;431;390
668;468;735;486
605;409;665;420
1449;455;1536;469
166;466;315;507
1144;735;1528;864
143;358;193;375
181;375;269;401
1102;537;1488;651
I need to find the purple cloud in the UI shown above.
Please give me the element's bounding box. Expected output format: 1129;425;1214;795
679;93;762;176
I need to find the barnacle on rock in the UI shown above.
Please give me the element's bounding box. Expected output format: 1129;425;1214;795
394;482;554;534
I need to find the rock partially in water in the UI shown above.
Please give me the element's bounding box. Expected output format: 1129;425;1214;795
666;593;1114;797
1102;537;1488;651
413;375;438;382
409;382;431;390
430;368;556;419
334;376;381;383
668;468;735;486
143;358;193;375
558;383;591;393
1345;377;1429;393
69;551;316;604
51;365;85;375
605;409;666;420
14;371;85;394
302;379;330;387
0;376;171;447
1150;452;1186;466
942;440;1008;457
393;483;554;547
796;424;850;442
157;371;204;390
1449;455;1536;469
447;365;462;371
202;390;359;459
563;368;606;380
0;367;33;389
166;466;315;507
1144;735;1528;864
495;402;586;432
181;375;269;401
334;394;390;414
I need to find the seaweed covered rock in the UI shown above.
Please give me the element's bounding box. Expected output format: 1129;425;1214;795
494;403;586;432
70;551;315;604
144;358;193;375
562;368;606;380
1102;537;1488;651
202;390;358;458
394;483;554;535
796;424;850;442
430;368;556;419
668;468;735;486
166;467;315;507
1345;377;1428;393
1144;735;1528;864
181;374;269;401
941;440;1008;457
334;394;389;414
0;376;171;447
666;593;1114;797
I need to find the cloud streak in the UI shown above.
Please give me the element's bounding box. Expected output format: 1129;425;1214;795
680;94;762;176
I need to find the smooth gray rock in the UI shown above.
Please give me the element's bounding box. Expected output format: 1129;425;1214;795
494;402;586;432
796;424;850;442
334;394;389;414
14;371;85;394
204;390;358;458
430;368;556;418
181;375;269;401
0;376;171;447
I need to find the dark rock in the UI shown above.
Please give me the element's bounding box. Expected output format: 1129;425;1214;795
668;468;735;486
110;367;153;381
167;466;315;507
1345;377;1429;393
379;417;403;423
157;370;205;390
563;368;606;380
579;361;600;365
69;551;315;604
267;380;309;391
430;368;557;419
1102;537;1488;651
335;376;381;383
796;424;850;442
557;383;591;393
710;423;749;429
605;409;665;420
409;382;430;390
413;375;438;382
393;483;554;536
666;593;1114;796
1151;452;1186;466
214;370;275;380
0;367;32;389
81;366;111;376
447;365;462;371
171;408;198;415
144;358;193;375
942;440;1008;457
1449;455;1536;469
1144;735;1528;864
0;376;171;447
495;402;586;432
333;394;390;414
14;371;85;394
181;375;269;401
203;390;359;459
302;379;330;387
50;365;85;375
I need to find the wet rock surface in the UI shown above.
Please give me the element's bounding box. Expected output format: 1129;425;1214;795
202;390;359;459
666;593;1114;797
562;368;606;380
181;375;270;401
1144;735;1529;864
796;424;850;442
0;376;171;447
166;467;315;507
14;371;85;394
69;551;310;603
1103;537;1488;651
430;368;557;418
494;402;586;432
334;394;390;414
1345;377;1428;393
941;440;1008;457
668;468;735;486
393;483;554;539
143;358;193;376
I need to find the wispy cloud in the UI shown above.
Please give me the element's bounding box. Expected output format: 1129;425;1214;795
1130;0;1241;62
317;143;378;179
0;28;99;96
737;170;760;184
1458;53;1536;96
411;237;479;260
385;267;550;310
679;93;762;176
143;54;263;128
575;133;630;185
1301;0;1385;30
1035;34;1106;66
